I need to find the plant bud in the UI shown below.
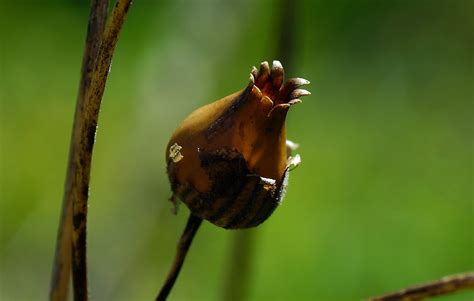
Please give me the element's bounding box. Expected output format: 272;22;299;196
166;60;310;229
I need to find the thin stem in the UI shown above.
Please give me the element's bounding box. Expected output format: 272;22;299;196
367;271;474;301
71;1;132;300
50;0;132;300
50;1;108;300
156;214;203;301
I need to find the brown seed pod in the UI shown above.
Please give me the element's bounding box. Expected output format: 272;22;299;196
166;60;309;229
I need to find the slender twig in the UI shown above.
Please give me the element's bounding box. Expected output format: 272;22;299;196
50;0;132;300
50;1;108;300
156;214;203;301
367;271;474;301
72;1;132;300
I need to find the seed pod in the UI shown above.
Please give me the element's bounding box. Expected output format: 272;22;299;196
166;60;310;229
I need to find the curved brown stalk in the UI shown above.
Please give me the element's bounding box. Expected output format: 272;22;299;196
50;0;132;300
156;214;203;301
50;1;108;300
367;271;474;301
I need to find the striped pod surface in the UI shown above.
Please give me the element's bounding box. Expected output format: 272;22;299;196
166;60;309;229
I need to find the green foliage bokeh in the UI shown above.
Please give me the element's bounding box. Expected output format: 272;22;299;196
0;0;472;300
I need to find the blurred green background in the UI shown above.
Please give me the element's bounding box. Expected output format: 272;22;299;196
1;0;473;300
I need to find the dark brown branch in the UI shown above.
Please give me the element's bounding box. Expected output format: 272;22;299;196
71;1;132;300
50;0;132;300
367;271;474;301
156;214;203;301
50;1;108;300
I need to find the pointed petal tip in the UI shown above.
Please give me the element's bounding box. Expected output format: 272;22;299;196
271;60;283;71
291;77;310;86
299;78;310;85
290;89;311;99
286;140;300;151
288;99;303;105
251;66;258;76
271;60;284;88
287;154;302;171
249;73;255;84
268;103;290;115
279;78;310;95
276;103;291;109
256;61;270;81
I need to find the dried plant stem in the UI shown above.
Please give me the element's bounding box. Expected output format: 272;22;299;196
367;271;474;301
72;1;131;300
50;0;132;300
156;214;203;301
50;1;108;300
